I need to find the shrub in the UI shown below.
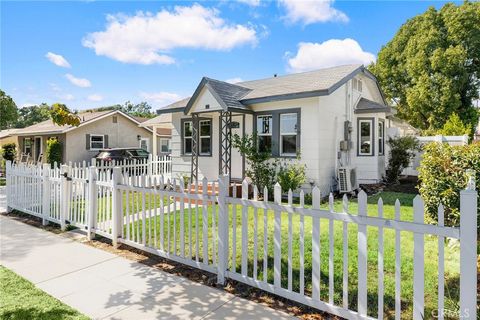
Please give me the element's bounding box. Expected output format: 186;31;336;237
438;113;472;136
277;161;306;193
1;143;16;162
46;138;62;166
418;142;480;229
232;133;276;193
385;136;420;184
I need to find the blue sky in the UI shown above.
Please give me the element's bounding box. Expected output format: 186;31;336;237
1;0;458;111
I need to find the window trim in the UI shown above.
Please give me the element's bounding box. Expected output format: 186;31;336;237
90;134;105;151
180;117;212;157
378;119;385;156
279;113;298;156
253;108;301;158
357;118;374;156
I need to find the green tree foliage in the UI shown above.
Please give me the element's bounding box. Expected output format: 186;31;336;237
370;2;480;131
418;142;480;230
46;138;63;166
277;161;306;192
15;103;50;128
1;143;17;162
83;101;155;118
50;104;80;127
438;113;472;136
385;136;420;184
0;90;18;130
232;133;276;193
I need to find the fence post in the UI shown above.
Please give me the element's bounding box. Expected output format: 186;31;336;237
42;163;50;225
111;167;122;248
87;166;97;240
459;184;477;319
217;174;229;285
147;154;153;177
91;157;96;168
5;161;11;213
60;164;70;231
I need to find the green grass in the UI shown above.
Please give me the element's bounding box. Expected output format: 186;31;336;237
0;266;88;320
122;191;460;319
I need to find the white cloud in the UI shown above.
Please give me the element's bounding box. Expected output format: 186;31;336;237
45;52;71;68
88;94;104;102
60;93;75;101
225;77;243;84
280;0;348;25
65;73;91;88
139;91;182;106
237;0;261;6
286;39;376;73
82;4;258;65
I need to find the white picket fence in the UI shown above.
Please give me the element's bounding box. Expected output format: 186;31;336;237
5;162;478;319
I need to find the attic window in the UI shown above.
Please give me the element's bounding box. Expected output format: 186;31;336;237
353;78;363;93
113;116;118;123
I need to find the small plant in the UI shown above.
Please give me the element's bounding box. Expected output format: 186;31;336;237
385;136;420;184
276;160;306;193
46;138;62;166
178;173;191;189
1;143;16;162
232;133;276;193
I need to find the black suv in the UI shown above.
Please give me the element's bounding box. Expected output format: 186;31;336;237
94;148;149;163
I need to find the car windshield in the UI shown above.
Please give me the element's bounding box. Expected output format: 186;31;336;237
127;149;149;157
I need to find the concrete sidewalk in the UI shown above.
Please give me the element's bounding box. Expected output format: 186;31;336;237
0;215;296;320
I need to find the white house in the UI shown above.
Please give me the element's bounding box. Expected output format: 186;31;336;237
146;64;392;194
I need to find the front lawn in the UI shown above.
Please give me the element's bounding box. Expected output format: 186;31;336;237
0;266;88;320
122;191;460;319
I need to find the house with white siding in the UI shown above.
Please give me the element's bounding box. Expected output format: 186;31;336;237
144;64;392;194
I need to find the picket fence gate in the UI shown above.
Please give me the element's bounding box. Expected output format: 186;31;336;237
5;162;478;320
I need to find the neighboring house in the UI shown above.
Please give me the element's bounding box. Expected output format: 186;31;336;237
146;64;392;194
0;129;20;150
3;110;170;164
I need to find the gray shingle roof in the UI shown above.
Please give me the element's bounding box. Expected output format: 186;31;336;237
204;78;252;110
354;97;390;114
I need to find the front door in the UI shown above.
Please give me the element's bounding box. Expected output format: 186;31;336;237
34;137;42;162
231;115;244;180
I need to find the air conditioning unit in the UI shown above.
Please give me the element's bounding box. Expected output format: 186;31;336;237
338;167;358;193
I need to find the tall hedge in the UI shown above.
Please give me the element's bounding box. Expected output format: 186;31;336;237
418;142;480;229
46;138;62;166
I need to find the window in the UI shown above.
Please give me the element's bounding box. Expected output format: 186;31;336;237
280;113;298;155
160;139;170;153
257;115;272;152
353;78;363;93
23;138;32;155
139;138;149;152
358;119;373;156
183;121;193;155
90;134;104;150
199;120;212;155
378;120;385;155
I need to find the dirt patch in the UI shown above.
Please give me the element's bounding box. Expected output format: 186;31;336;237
359;176;418;196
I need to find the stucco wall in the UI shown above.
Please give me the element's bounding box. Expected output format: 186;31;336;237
65;114;153;163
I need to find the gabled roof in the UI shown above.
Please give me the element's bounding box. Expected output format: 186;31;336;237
354;97;391;114
12;110;153;136
156;64;383;115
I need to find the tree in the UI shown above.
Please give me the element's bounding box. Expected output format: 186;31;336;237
121;101;155;118
15;103;50;128
438;113;472;136
50;103;80;127
0;90;18;130
46;138;63;166
370;2;480;131
385;136;420;184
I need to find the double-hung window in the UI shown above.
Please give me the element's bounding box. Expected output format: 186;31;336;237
199;120;212;155
378;120;385;155
183;121;193;155
358;119;373;156
256;115;272;152
90;135;104;150
160;139;171;153
24;138;32;155
280;113;298;156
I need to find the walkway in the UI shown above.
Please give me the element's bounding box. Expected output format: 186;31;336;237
0;215;295;320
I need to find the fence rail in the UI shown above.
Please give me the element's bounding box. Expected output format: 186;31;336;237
5;162;478;319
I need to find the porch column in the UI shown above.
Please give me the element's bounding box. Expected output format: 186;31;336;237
152;125;158;156
191;114;199;182
219;111;232;182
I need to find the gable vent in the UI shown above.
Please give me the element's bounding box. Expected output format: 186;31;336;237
113;116;118;123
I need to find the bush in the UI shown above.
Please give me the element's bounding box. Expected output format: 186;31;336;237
46;138;62;166
418;142;480;229
438;113;472;136
232;133;276;193
1;143;16;162
385;136;420;184
277;161;306;193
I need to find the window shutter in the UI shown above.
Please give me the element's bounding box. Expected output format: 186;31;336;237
86;134;90;150
104;135;108;148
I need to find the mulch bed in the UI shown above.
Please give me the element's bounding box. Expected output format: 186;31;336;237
1;210;338;320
